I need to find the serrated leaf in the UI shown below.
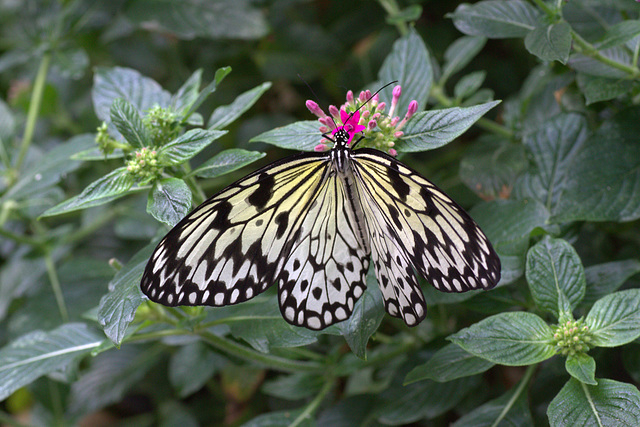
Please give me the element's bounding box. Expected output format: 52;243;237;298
576;74;633;105
0;323;103;401
169;341;226;398
110;98;152;148
548;378;640;426
337;270;385;359
452;385;533;427
208;82;272;130
125;0;268;40
93;67;171;122
98;243;155;344
552;107;640;222
191;149;265;179
514;113;589;215
585;289;640;348
147;178;191;227
449;0;542;38
251;120;320;151
405;343;494;384
524;22;572;64
158;129;227;166
171;69;202;115
449;312;555;366
441;36;487;84
378;28;432;115
398;101;500;152
525;236;585;317
41;167;141;217
597;20;640;50
582;260;640;306
566;353;597;385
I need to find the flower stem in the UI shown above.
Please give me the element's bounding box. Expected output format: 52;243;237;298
289;377;334;427
491;364;537;427
45;251;69;323
16;52;52;171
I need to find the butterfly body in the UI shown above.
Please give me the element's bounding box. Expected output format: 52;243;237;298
141;118;500;330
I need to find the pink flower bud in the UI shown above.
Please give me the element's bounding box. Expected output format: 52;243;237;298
390;117;399;126
306;100;326;118
405;100;418;119
394;131;404;138
372;93;379;102
368;120;377;130
376;102;386;112
346;90;354;105
389;85;402;117
314;143;329;152
319;126;329;133
361;110;370;119
328;105;340;120
359;91;367;102
372;112;381;120
389;148;398;156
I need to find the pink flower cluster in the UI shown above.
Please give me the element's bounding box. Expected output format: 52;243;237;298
305;85;418;156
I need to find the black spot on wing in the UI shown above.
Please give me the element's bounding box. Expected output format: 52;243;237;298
211;201;232;229
248;172;274;209
275;212;289;239
386;165;410;201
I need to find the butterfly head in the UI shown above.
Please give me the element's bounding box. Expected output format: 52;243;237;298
331;110;366;149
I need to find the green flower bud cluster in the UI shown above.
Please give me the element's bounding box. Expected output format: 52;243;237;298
552;316;592;357
126;147;161;183
144;105;180;144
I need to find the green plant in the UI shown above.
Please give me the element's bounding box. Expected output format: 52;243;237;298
1;0;640;425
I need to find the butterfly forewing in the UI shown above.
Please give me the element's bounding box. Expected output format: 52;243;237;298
352;148;501;297
141;152;332;307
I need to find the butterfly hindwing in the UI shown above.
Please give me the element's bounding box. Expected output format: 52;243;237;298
141;152;332;308
278;172;369;330
352;148;500;316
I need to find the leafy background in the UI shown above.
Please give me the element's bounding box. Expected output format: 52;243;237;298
1;0;640;426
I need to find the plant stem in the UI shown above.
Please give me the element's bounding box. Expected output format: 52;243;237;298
571;30;640;78
16;52;52;171
491;364;537;427
377;0;408;36
198;330;323;373
45;251;69;322
290;377;334;427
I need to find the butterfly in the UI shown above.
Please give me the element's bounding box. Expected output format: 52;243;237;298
140;88;501;330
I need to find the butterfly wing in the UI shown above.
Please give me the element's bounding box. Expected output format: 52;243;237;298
141;152;332;308
278;171;370;330
352;148;501;324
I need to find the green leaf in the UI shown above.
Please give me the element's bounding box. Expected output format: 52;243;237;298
524;22;572;64
41;167;141;217
52;47;89;79
514;113;589;215
552;107;640;222
241;408;310;427
449;0;542;38
110;98;152;148
337;271;385;359
261;373;324;400
169;341;226;398
93;66;171;122
68;345;160;416
158;129;227;166
208;82;272;130
597;20;640;50
548;378;640;426
378;27;432;115
566;353;597;385
405;343;494;384
147;178;191;227
125;0;268;40
470;199;549;249
525;236;586;317
377;376;479;424
251;120;320;151
182;67;232;121
71;147;125;161
0;323;103;401
585;289;640;348
449;312;555;366
2;134;94;202
398;101;500;152
459;135;527;200
0;98;16;143
576;74;633;105
454;70;487;100
191;149;265;179
582;260;640;306
98;243;154;345
569;47;631;79
441;36;487;84
171;69;202;116
452;385;533;427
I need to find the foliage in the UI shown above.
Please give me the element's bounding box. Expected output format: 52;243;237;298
1;0;640;425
